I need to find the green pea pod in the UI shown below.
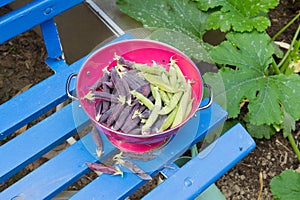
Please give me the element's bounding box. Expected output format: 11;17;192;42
130;90;154;110
169;66;177;87
172;82;192;128
170;58;187;89
159;91;183;115
133;62;166;74
159;90;170;105
142;86;161;134
184;98;194;120
161;72;170;84
159;105;179;131
142;73;177;93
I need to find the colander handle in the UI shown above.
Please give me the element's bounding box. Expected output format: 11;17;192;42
66;73;79;101
197;83;213;111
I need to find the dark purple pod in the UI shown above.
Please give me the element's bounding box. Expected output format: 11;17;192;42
118;56;134;68
140;109;151;119
92;91;119;103
120;104;141;133
90;71;110;91
91;127;103;157
99;105;114;123
122;160;152;180
150;115;167;134
128;127;142;135
123;74;141;90
110;67;120;86
136;83;151;97
94;101;103;121
106;103;125;127
85;162;123;176
113;106;131;130
103;81;114;89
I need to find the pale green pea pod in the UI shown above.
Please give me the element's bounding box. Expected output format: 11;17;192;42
161;72;170;84
170;58;187;88
133;62;166;74
159;91;183;115
159;90;170;105
130;90;154;110
169;66;177;87
184;97;194;120
142;73;177;93
171;82;192;128
159;105;179;132
142;86;162;134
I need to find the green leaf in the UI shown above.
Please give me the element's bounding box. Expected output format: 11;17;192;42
246;122;275;139
116;0;210;38
149;28;212;63
270;170;300;200
197;0;279;32
282;108;295;138
203;31;300;126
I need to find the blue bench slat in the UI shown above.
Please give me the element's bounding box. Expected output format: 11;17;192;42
0;0;13;7
0;33;134;140
69;102;227;200
0;140;96;200
0;101;89;183
142;123;256;200
0;127;121;200
0;60;79;139
0;0;84;44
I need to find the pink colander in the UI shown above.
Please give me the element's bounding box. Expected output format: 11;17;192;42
67;39;212;153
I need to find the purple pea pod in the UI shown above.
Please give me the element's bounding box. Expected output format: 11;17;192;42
95;101;103;121
128;127;142;135
136;83;151;97
113;155;151;180
114;105;132;130
106;103;125;127
150;115;167;134
85;162;123;176
118;56;134;68
91;127;104;157
103;81;114;89
92;91;120;103
99;105;114;123
120;104;141;133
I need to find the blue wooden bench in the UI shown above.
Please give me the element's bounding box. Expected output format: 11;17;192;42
0;1;256;199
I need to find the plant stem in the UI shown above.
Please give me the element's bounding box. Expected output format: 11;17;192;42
271;58;281;75
277;23;300;71
287;133;300;161
271;12;300;42
190;144;198;158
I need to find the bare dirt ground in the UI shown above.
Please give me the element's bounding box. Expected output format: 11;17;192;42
1;1;299;199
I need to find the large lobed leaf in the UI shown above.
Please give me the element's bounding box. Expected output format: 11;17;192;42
197;0;279;32
270;170;300;200
203;31;300;127
116;0;209;39
149;28;212;63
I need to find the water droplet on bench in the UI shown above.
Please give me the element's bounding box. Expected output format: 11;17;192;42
184;177;194;187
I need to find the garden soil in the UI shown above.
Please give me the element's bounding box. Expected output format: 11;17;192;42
1;1;299;199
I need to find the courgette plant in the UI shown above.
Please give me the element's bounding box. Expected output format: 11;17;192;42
116;0;300;199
